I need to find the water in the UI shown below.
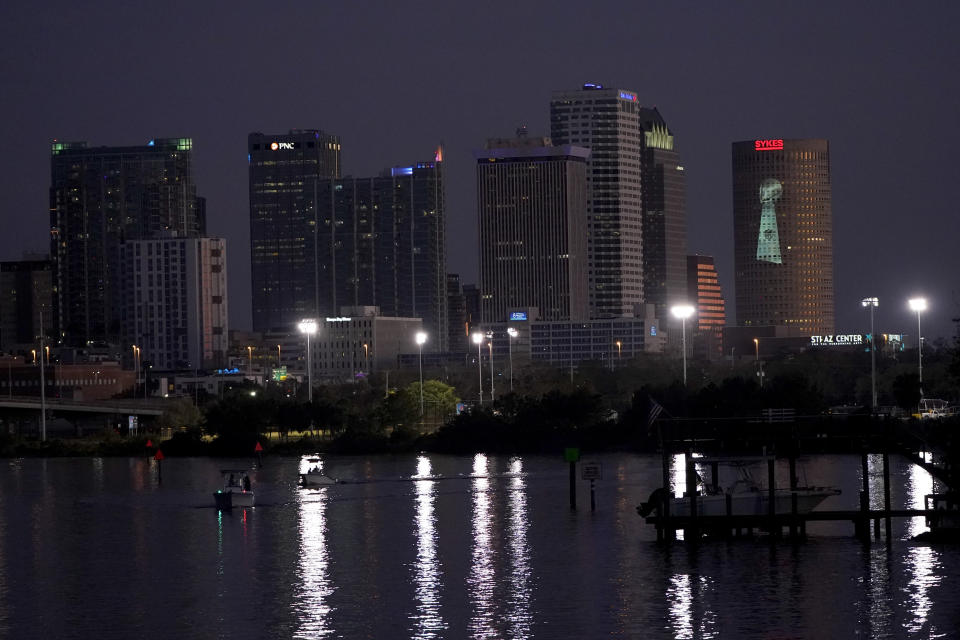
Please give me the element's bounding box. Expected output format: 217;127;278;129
1;453;958;639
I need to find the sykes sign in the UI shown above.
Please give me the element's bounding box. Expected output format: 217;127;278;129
754;139;784;151
810;334;865;346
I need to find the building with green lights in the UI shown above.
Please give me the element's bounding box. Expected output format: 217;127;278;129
49;138;205;347
732;138;834;335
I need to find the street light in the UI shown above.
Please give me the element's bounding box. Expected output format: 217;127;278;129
277;344;282;367
362;342;369;374
488;341;495;403
507;327;518;392
753;337;763;389
298;319;318;402
472;332;484;405
616;340;622;368
861;297;879;410
247;346;254;377
908;297;927;397
671;304;695;386
416;331;427;416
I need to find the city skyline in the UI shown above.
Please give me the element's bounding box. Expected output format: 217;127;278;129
2;3;958;339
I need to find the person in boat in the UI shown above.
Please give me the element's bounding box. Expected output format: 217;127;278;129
243;475;251;491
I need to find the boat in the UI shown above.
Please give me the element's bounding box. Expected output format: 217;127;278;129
301;470;337;486
213;469;255;509
918;492;960;541
638;461;840;518
300;456;337;487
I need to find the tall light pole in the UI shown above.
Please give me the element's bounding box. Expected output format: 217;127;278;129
861;297;879;410
507;327;518;392
671;305;695;386
39;309;46;441
277;344;282;367
298;319;318;402
908;297;927;397
362;343;369;374
488;340;495;403
616;340;622;369
247;346;254;378
416;331;427;416
753;337;763;389
472;332;484;405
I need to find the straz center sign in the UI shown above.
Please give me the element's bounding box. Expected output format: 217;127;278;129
810;334;865;347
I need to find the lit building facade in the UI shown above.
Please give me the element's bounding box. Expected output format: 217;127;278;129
476;134;589;322
732;138;834;334
248;130;342;332
639;108;688;321
551;84;644;318
687;254;726;357
311;307;423;382
50;138;203;346
312;157;447;351
120;235;228;369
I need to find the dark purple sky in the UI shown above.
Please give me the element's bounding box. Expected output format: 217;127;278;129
3;2;958;339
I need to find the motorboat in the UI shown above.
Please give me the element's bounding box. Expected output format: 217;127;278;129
301;470;337;486
638;462;840;518
214;469;255;509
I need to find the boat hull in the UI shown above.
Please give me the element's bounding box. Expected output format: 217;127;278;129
301;473;336;486
213;490;255;509
670;489;839;517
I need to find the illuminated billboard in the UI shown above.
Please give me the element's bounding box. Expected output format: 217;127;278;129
756;179;783;264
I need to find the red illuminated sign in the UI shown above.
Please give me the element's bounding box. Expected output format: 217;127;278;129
755;139;784;151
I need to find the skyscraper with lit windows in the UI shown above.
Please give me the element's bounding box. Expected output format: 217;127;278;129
248;129;341;332
732;138;834;334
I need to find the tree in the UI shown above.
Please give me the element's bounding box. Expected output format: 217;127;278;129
157;399;203;432
892;373;921;411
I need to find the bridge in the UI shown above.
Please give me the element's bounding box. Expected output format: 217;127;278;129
0;396;166;416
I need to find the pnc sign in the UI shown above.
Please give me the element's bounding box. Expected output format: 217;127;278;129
270;141;295;151
755;139;784;151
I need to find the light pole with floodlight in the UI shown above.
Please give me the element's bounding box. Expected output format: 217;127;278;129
487;340;495;403
671;304;695;386
908;297;926;397
507;327;518;392
298;319;318;402
472;332;484;405
416;331;427;416
861;297;879;409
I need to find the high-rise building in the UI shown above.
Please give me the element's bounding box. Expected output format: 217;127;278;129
476;133;589;322
447;273;468;354
50;138;204;346
551;83;644;318
248;130;342;332
687;254;726;357
310;156;447;350
120;235;228;369
732;138;834;334
639;108;688;320
0;257;52;352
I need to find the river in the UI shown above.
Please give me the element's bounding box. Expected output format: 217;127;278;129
0;453;957;638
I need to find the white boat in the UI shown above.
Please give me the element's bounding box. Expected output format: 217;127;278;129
301;470;337;486
214;469;255;509
638;462;840;518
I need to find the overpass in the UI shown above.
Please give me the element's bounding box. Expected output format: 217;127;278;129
0;396;166;417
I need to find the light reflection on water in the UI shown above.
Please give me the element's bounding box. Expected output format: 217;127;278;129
506;457;532;639
410;455;446;639
902;545;943;636
467;453;497;639
294;486;334;639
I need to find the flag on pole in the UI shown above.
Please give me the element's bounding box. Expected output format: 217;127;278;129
647;396;665;428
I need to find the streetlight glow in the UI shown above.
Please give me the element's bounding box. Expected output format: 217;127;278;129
908;297;927;397
671;304;695;386
416;331;427;416
472;332;484;405
507;327;518;392
298;318;318;402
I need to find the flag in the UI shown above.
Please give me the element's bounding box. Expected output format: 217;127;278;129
647;396;665;428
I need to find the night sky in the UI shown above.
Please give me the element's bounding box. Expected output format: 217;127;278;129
3;2;958;339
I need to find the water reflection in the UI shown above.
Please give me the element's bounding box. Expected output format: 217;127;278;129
905;458;934;538
294;487;334;638
859;546;893;637
666;570;717;639
506;457;532;638
468;453;496;639
902;546;942;635
410;455;446;638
